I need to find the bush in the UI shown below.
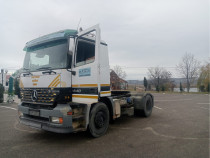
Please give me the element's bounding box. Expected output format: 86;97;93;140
199;85;205;92
156;85;160;92
180;82;183;92
161;85;165;92
207;83;210;93
0;84;4;103
148;84;151;91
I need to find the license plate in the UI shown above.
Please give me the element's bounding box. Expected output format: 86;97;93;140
29;109;40;116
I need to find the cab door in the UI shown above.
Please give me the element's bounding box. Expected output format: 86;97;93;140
72;24;101;104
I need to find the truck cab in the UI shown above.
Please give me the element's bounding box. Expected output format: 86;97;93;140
18;25;154;137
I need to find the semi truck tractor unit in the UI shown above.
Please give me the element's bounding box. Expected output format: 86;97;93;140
18;24;154;137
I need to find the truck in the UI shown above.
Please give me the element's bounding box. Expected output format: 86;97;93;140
18;24;154;137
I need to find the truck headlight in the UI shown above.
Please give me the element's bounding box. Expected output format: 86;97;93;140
50;117;63;124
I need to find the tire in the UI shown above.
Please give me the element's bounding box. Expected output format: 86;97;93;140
135;95;153;117
88;102;110;138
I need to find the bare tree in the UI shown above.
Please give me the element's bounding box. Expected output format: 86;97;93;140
177;53;200;92
113;65;126;79
148;67;172;91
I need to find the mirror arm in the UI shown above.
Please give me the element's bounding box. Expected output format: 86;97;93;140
67;69;76;76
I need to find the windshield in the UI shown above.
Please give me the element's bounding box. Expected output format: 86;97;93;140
23;39;69;72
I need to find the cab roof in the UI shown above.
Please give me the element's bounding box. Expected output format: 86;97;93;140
24;29;77;51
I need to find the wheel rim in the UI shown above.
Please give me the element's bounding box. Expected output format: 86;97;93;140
94;111;106;129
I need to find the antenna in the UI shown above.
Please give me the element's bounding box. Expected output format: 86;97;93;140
76;18;81;32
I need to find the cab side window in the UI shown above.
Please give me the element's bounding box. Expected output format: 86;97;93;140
76;39;95;67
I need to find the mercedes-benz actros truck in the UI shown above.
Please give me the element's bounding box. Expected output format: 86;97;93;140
18;24;154;137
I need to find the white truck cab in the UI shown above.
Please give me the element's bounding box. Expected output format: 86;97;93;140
18;25;154;137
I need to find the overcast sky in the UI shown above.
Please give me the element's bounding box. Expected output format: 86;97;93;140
0;0;209;80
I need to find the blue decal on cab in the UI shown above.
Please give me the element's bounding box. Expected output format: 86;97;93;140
79;68;91;77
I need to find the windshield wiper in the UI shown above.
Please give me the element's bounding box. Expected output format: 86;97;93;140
37;67;56;75
42;70;56;75
22;68;32;77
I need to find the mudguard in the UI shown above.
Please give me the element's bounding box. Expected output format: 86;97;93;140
132;93;154;110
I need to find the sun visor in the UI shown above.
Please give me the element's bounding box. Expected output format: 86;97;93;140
23;29;77;51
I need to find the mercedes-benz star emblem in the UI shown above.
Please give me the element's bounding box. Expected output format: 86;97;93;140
31;90;38;102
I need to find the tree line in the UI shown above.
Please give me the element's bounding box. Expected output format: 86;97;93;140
144;53;209;92
112;53;208;93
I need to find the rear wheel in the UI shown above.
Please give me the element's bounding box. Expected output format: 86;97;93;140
135;95;153;117
88;102;109;138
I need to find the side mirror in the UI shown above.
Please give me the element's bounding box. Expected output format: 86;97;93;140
71;71;76;76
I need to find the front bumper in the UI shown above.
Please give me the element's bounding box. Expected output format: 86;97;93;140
18;103;73;133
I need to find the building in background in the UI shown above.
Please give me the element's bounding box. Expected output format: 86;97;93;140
110;70;128;90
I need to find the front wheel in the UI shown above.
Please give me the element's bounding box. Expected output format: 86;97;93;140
88;102;109;138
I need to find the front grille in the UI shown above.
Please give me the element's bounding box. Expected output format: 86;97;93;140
21;88;59;105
